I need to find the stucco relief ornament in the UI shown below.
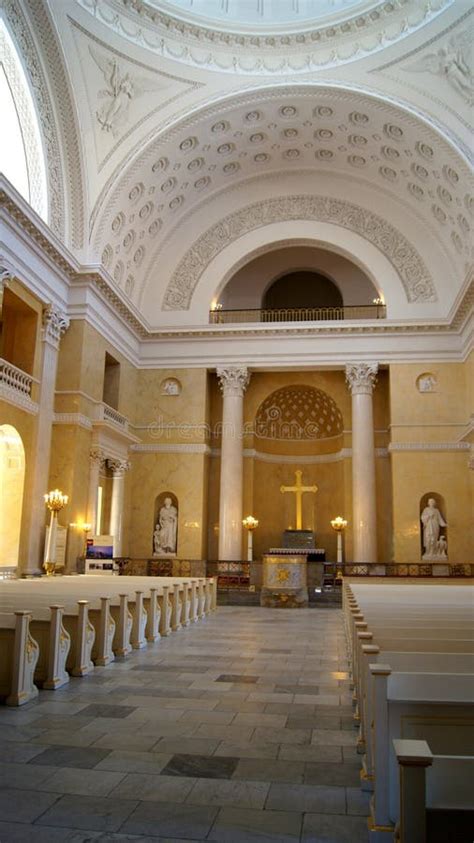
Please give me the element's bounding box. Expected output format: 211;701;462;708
107;458;131;476
405;30;473;105
42;305;70;347
89;47;164;136
216;366;250;397
345;363;379;395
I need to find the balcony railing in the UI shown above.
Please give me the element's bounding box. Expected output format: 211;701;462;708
0;358;35;396
96;402;129;431
209;304;386;324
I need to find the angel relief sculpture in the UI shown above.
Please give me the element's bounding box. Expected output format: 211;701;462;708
89;46;165;136
406;31;473;104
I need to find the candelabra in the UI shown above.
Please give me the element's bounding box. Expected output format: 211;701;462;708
44;489;68;576
330;516;348;571
242;515;259;562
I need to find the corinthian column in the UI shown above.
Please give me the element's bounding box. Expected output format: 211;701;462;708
20;305;69;575
345;363;379;564
217;366;250;560
108;459;130;556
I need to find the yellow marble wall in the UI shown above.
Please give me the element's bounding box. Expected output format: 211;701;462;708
129;452;209;559
390;362;472;563
207;369;392;562
48;424;92;570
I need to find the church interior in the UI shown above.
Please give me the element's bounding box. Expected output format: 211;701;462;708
0;0;473;841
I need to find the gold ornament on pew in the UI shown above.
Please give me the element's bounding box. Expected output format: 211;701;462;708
44;489;68;576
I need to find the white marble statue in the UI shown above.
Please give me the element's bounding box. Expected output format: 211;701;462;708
421;498;447;559
153;497;178;555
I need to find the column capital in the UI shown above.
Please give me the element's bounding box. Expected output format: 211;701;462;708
90;448;106;468
107;458;131;477
217;366;250;398
345;363;378;395
42;304;70;348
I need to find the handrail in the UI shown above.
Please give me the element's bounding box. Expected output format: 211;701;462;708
209;304;386;324
0;358;35;396
96;402;128;430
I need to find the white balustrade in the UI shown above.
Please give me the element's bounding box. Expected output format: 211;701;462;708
0;358;35;396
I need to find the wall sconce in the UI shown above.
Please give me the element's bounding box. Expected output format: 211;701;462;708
44;489;68;576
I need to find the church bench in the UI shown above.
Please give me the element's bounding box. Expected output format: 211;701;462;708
366;667;474;842
0;595;97;677
0;611;40;705
393;739;474;843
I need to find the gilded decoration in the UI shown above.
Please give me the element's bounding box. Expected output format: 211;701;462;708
255;385;343;441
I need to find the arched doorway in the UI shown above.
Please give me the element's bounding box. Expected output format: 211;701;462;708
0;425;25;573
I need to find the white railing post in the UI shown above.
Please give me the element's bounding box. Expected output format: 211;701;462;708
393;739;433;843
131;592;147;649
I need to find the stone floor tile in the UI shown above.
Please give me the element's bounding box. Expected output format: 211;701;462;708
186;777;270;809
0;821;102;841
161;753;239;780
35;794;138;833
153;736;220;756
90;733;159;751
193;724;255;742
109;771;196;802
232;712;287;728
215;700;266;713
121;800;218;838
253;726;311;745
75;704;136;719
232;758;304;784
29;746;111;769
0;788;60;824
0;741;47;763
36;766;126;797
346;786;371;816
214;741;279;760
208;806;302;843
31;729;104;747
311;728;357;746
94;750;173;774
301;811;368;843
266;783;346;814
278;744;343;763
0;761;58;790
304;762;362;788
216;675;259;683
179;710;235;724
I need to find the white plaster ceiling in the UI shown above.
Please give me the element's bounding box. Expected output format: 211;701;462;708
5;0;472;328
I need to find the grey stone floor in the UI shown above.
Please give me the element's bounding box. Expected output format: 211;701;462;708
0;606;369;842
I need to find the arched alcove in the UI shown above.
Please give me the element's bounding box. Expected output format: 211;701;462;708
420;493;447;561
153;492;179;557
0;424;25;572
263;270;343;310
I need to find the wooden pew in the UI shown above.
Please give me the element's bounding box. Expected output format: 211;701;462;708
0;611;39;705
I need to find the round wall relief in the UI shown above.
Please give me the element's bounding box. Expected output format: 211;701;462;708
160;377;182;396
416;372;437;393
255;385;343;441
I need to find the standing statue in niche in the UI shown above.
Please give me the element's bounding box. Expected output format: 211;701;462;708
420;498;447;560
153;497;178;555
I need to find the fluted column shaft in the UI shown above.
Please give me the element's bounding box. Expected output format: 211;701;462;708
87;449;105;534
346;363;378;564
217;366;250;561
108;459;130;556
20;305;69;575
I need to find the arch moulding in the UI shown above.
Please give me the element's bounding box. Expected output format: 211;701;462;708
162;195;436;315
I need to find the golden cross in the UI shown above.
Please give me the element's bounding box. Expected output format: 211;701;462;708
280;470;318;531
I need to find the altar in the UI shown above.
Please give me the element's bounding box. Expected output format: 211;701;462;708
260;470;326;608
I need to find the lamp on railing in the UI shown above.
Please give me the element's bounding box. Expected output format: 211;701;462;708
242;515;259;562
330;516;348;573
44;489;68;576
70;520;92;558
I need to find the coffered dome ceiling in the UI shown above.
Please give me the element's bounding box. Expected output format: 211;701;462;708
3;0;471;330
92;85;472;321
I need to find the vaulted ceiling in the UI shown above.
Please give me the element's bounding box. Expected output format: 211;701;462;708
2;0;472;328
